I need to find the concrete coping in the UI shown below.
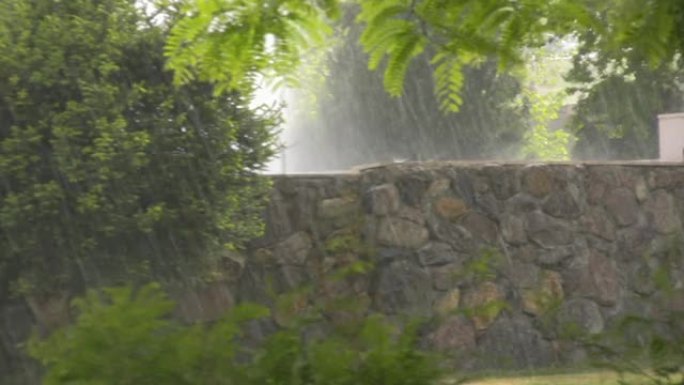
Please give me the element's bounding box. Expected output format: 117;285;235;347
658;112;684;120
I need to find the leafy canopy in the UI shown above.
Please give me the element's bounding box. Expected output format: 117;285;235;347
0;0;277;294
162;0;684;112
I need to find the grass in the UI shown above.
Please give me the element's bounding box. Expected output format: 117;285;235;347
452;369;647;385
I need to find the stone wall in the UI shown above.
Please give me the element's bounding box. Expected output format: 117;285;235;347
4;162;684;380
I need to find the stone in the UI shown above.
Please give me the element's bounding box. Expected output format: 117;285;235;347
434;289;461;316
174;281;235;323
521;166;558;198
617;226;655;262
426;178;451;198
557;298;604;335
651;169;684;189
525;211;573;248
543;189;582;219
460;212;499;244
643;190;681;234
396;205;426;224
507;262;541;289
417;242;463;266
462;281;506;332
372;260;434;316
537;238;589;267
483;166;518;200
430;264;462;291
430;315;476;352
580;208;616;241
564;250;621;307
363;184;400;215
273;232;312;265
604;187;640;227
372;247;414;265
396;173;432;207
318;196;359;227
433;196;469;221
506;193;539;214
256;190;293;246
475;315;556;370
501;214;527;245
521;271;564;317
376;217;429;248
635;177;649;202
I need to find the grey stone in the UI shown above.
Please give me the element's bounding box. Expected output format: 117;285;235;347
643;190;681;234
373;247;414;264
417;242;463;266
377;217;429;248
363;184;400;215
506;193;539;214
318;196;359;228
564;250;621;306
543;189;582;219
507;262;541;289
536;238;589;267
396;173;432;207
526;211;573;248
604;187;640;227
430;264;462;291
273;232;312;265
558;298;604;335
501;214;527;245
372;260;434;316
475;315;556;370
483;166;518;200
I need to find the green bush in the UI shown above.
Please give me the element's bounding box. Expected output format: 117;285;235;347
29;283;443;385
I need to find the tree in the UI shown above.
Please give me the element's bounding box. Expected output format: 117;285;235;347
165;0;683;114
282;5;529;171
567;12;684;160
0;0;278;295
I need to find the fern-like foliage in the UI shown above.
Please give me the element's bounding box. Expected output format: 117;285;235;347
165;0;338;95
163;0;683;113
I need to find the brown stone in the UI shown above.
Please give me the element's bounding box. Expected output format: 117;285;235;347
430;315;476;352
565;250;621;306
521;271;564;317
580;208;616;241
522;167;557;198
376;217;429;248
175;281;235;323
604;187;640;227
462;281;506;331
461;212;499;244
426;178;451;198
434;196;468;221
434;289;461;316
